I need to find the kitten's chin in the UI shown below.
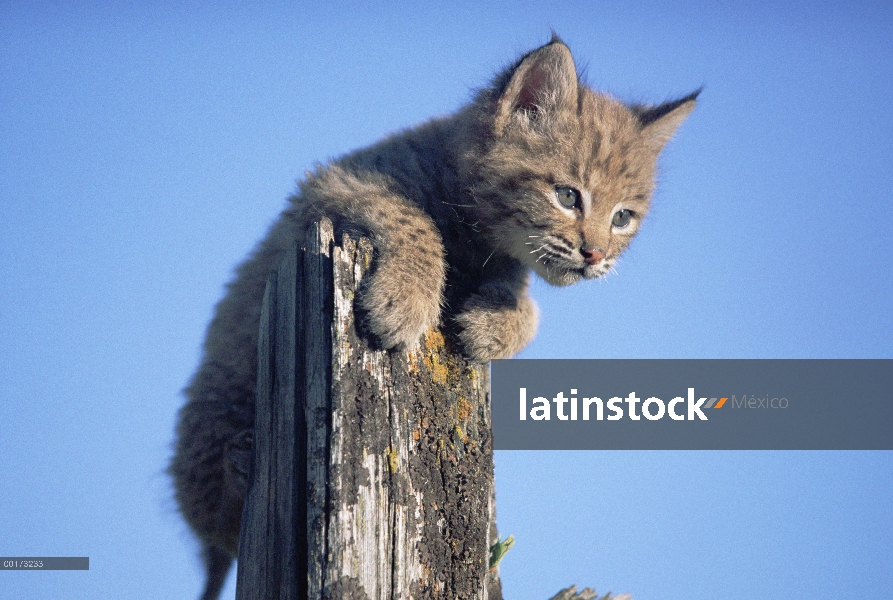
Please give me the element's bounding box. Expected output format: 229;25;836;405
531;263;585;287
530;261;612;286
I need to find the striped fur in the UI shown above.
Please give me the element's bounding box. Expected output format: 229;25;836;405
171;37;696;599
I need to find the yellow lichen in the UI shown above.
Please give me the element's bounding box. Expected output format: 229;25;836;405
456;396;471;421
423;330;450;385
424;328;446;351
422;328;469;387
386;446;399;473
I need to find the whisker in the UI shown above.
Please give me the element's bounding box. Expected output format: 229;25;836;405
481;249;497;269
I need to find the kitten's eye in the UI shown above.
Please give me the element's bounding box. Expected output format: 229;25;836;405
612;209;634;228
555;186;580;209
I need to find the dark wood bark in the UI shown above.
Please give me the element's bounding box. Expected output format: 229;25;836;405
236;219;502;600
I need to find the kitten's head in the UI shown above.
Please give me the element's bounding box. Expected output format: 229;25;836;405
467;37;697;286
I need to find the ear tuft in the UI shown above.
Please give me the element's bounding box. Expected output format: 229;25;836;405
635;89;700;154
548;30;565;46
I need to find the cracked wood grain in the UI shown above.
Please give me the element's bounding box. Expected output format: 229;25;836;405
236;219;502;600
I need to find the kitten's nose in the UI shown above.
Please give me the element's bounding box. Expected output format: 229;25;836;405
581;247;606;265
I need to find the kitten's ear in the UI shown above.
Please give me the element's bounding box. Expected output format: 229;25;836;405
493;39;579;134
635;89;700;154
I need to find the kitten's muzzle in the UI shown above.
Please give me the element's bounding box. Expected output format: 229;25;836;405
581;247;606;265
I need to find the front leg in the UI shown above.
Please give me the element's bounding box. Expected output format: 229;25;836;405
455;277;538;362
301;166;446;350
360;236;445;350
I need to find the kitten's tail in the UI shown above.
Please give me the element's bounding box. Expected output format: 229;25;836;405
199;545;233;600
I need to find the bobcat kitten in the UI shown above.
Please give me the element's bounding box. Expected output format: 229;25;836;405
171;37;697;599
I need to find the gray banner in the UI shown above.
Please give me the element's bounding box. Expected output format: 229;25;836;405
491;359;893;449
0;557;89;570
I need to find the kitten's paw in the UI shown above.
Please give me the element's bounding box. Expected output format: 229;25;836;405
360;259;443;350
455;289;538;362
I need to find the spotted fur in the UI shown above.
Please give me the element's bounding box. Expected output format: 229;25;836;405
171;36;697;599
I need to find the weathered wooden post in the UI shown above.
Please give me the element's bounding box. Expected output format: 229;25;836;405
235;219;503;600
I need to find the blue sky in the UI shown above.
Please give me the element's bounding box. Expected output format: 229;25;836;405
1;2;891;599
